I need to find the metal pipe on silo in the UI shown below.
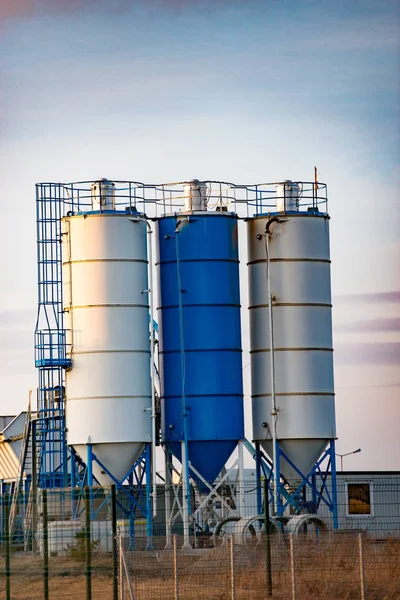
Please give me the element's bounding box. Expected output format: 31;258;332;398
128;215;157;516
174;226;192;550
148;224;157;516
265;221;279;515
256;215;286;514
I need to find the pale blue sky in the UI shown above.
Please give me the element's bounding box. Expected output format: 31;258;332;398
0;0;399;470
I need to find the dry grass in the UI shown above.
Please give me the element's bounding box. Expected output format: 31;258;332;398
0;534;399;599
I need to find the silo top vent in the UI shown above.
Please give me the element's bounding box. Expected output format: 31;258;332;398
183;180;208;212
275;180;300;213
91;178;115;211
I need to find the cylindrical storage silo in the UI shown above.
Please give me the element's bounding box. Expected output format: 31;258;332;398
62;212;152;485
248;210;336;482
156;212;244;484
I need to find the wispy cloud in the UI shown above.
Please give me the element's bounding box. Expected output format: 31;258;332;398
334;291;400;305
336;382;400;390
290;14;399;53
0;0;150;21
151;0;242;7
0;0;242;21
335;342;400;365
335;318;400;333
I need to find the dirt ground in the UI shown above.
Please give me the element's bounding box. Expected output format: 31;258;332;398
1;536;399;600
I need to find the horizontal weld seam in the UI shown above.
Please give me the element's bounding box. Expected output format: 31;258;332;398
247;258;330;266
66;395;152;400
157;303;241;309
66;304;149;309
160;394;243;399
70;349;150;355
62;259;148;265
155;258;239;266
250;347;333;353
249;303;332;309
160;348;242;354
252;392;335;397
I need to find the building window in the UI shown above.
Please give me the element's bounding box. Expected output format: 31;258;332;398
347;483;372;515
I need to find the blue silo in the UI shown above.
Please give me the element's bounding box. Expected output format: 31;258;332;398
156;201;244;484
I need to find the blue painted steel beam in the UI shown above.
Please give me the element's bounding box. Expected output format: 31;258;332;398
253;440;337;519
81;445;153;535
330;440;338;529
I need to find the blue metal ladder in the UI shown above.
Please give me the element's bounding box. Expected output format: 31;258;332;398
35;183;71;489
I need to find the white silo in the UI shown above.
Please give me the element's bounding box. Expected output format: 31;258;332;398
248;181;336;483
62;180;152;485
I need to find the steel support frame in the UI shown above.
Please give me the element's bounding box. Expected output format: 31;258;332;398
81;442;154;549
163;441;246;549
254;439;338;527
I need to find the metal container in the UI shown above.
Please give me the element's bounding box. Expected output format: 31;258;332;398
156;212;244;484
247;212;336;481
37;520;113;556
62;213;152;485
183;179;208;212
275;181;299;212
91;178;115;211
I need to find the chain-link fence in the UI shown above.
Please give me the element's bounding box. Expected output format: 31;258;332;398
0;479;399;599
119;532;400;600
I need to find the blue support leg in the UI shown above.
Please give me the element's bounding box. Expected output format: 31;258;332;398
70;454;77;520
145;443;154;550
330;440;338;529
86;443;93;487
311;472;317;513
63;438;69;488
276;441;282;516
86;443;93;520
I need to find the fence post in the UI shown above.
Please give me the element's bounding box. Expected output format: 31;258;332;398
229;535;236;600
4;494;11;600
42;489;49;600
32;418;38;554
173;534;179;600
111;485;118;600
264;479;273;597
358;533;366;600
289;533;297;600
84;486;92;600
119;536;124;600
